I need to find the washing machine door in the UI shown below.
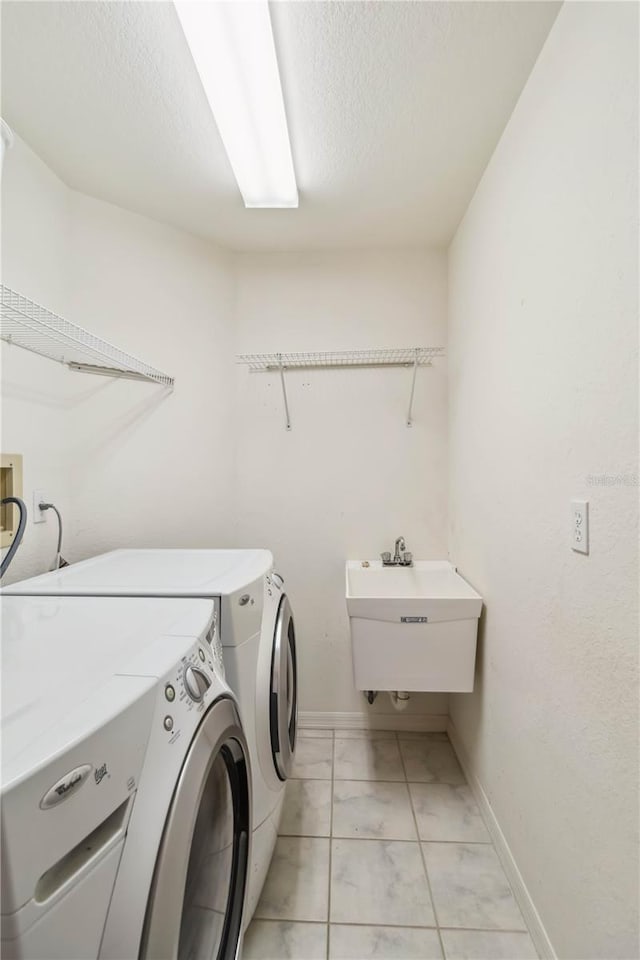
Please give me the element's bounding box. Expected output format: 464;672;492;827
140;697;250;960
270;594;298;781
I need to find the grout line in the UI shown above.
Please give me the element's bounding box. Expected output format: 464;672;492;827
251;918;327;926
327;920;535;934
330;921;440;931
438;926;537;935
277;832;495;844
278;833;331;839
289;777;333;781
251;916;535;935
290;776;466;785
400;739;448;960
326;734;336;960
332;776;406;783
416;837;493;845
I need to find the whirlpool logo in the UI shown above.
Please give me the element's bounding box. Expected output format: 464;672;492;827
40;764;92;809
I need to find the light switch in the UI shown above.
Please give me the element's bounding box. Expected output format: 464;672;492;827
571;500;589;554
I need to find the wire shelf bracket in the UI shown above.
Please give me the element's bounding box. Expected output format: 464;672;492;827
0;285;174;387
236;347;444;429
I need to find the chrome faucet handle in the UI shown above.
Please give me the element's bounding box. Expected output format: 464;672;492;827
381;551;392;564
403;552;413;566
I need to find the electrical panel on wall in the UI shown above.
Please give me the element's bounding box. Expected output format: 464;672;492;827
1;453;23;548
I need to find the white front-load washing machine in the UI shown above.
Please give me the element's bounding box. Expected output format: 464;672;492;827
4;548;298;919
0;595;251;960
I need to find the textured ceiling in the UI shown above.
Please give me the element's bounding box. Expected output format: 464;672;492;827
1;1;560;251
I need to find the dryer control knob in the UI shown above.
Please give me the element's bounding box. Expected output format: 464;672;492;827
272;572;284;589
184;665;211;702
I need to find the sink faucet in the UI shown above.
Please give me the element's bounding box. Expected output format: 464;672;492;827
381;537;413;567
394;536;406;563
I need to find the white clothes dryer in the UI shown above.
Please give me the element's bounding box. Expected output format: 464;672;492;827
4;548;298;919
0;595;251;960
256;571;297;790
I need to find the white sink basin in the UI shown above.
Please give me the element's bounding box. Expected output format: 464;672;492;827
346;560;482;622
346;560;483;693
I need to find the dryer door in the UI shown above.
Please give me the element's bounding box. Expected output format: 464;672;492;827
270;594;298;781
140;697;250;960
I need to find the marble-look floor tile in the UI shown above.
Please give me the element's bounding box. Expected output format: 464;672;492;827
255;837;330;922
291;738;333;779
400;739;466;784
280;779;331;837
331;839;435;926
330;924;442;959
440;929;538;960
334;737;405;781
333;780;417;840
410;783;490;842
334;728;397;739
243;920;327;959
297;728;334;739
423;843;526;931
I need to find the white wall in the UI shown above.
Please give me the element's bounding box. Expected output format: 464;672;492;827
2;139;451;723
448;4;639;958
1;133;237;581
66;190;236;558
1;136;75;579
233;250;449;719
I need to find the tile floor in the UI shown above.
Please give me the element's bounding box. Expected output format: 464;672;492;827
244;729;539;960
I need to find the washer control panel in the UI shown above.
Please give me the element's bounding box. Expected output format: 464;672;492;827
162;641;219;739
183;663;211;701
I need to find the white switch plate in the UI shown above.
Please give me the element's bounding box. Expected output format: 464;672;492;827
571;500;589;554
32;489;46;523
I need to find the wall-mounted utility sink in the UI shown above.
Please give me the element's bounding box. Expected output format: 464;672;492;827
346;560;483;693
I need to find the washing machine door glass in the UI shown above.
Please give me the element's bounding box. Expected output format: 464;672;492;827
270;594;298;781
140;698;250;960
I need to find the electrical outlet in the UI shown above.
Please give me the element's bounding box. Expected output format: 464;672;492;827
571;500;589;554
33;489;46;523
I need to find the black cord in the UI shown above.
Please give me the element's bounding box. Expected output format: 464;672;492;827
39;501;65;569
0;496;27;578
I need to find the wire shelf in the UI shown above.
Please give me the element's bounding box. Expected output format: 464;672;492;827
237;347;444;371
236;347;445;429
0;285;174;386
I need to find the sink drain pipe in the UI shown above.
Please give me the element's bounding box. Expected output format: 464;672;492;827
389;691;410;711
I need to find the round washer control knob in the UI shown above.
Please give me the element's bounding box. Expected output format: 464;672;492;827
184;664;212;702
165;684;175;702
198;648;205;662
163;716;174;731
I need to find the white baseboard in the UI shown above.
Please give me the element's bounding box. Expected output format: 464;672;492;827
299;710;448;733
447;719;556;960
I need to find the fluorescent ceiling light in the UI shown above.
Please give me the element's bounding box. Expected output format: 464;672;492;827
175;0;298;208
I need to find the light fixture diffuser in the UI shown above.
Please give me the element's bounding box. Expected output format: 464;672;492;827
175;0;298;208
